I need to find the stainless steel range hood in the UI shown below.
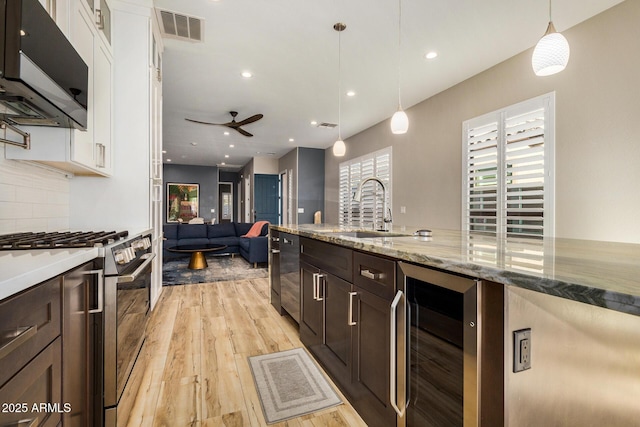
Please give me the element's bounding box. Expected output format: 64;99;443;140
0;0;88;130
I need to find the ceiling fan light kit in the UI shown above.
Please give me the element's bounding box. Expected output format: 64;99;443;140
532;0;570;76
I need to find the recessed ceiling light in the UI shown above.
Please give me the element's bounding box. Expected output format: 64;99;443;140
162;150;167;154
224;131;230;136
225;154;229;158
346;90;356;97
241;71;253;78
425;51;438;60
229;144;234;148
221;162;226;165
289;138;294;142
310;120;318;126
167;159;172;162
190;142;198;146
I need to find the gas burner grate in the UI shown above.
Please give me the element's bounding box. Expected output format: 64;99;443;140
0;231;129;250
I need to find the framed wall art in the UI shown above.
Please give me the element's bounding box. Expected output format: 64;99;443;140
167;183;199;222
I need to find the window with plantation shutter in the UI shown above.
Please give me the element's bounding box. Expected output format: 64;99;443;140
339;147;392;227
463;93;555;238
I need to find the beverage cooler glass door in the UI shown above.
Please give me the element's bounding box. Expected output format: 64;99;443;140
397;262;478;427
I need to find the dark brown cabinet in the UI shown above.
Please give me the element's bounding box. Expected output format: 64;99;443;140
62;261;102;427
299;237;396;427
0;278;63;427
300;261;323;347
350;287;395;427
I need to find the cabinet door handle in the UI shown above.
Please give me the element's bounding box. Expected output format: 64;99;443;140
360;268;383;280
348;292;357;326
312;273;318;301
0;325;37;361
316;274;325;301
390;290;406;416
84;269;104;314
271;249;280;254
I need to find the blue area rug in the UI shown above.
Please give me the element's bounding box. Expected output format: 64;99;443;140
162;255;268;285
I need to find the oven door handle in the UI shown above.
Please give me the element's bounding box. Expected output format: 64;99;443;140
118;253;155;283
390;289;406;417
84;269;104;314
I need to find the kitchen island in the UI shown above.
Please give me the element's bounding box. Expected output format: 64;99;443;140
270;223;640;427
271;223;640;315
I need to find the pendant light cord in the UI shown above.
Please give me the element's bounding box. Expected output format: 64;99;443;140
338;28;342;140
397;0;402;109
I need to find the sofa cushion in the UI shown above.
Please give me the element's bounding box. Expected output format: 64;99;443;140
207;222;236;238
178;237;209;246
177;224;207;239
163;224;178;240
234;222;253;236
208;236;241;248
235;222;269;237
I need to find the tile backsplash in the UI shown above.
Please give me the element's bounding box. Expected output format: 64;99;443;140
0;152;70;234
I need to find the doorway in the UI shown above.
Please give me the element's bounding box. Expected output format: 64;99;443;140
218;182;233;223
280;170;288;226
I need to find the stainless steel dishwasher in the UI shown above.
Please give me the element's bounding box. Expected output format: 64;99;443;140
279;233;300;322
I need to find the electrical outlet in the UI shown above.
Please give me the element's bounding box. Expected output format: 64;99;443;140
513;328;532;372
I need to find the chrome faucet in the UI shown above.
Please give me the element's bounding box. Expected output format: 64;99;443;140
353;177;392;231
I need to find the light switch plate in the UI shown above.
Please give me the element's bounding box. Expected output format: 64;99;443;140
513;328;532;372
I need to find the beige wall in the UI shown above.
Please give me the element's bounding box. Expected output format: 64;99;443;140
325;0;640;243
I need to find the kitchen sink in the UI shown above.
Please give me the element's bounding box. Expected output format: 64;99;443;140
332;230;408;238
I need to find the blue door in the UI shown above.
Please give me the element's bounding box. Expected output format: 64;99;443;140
254;174;279;224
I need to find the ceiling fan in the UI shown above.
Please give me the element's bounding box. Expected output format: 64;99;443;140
185;111;264;137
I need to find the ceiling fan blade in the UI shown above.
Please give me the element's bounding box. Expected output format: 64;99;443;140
236;127;253;137
185;118;223;126
235;114;263;126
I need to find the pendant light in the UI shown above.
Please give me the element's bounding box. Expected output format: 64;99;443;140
532;0;570;76
333;23;347;157
390;0;408;134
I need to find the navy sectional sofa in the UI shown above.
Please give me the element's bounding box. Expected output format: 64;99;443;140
163;222;269;267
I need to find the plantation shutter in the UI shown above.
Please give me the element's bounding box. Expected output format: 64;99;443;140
463;93;554;238
338;147;392;227
465;120;500;234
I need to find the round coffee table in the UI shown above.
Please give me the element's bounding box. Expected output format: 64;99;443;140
167;244;228;270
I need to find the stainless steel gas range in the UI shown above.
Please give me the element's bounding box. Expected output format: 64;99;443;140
0;230;155;427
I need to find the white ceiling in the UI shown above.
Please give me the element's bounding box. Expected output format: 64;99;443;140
153;0;623;169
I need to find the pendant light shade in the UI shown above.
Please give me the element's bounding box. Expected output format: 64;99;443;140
390;0;408;135
333;139;346;156
532;1;570;77
390;109;409;134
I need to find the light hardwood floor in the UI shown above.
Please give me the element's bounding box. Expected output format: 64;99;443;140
121;278;368;427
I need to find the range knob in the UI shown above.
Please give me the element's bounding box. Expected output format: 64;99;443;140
114;250;126;264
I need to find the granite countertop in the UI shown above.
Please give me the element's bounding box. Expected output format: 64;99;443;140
272;224;640;316
0;248;99;301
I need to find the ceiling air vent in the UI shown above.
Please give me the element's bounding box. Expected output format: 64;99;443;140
317;122;337;128
157;9;204;42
